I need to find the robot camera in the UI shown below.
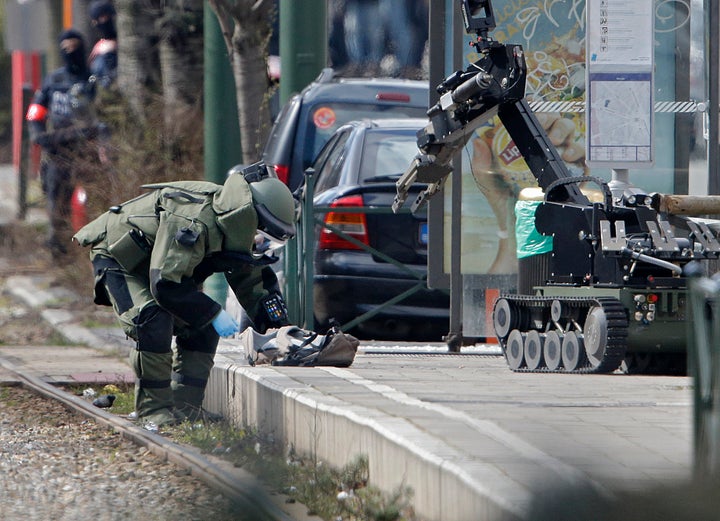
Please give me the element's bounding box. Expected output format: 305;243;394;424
460;0;496;34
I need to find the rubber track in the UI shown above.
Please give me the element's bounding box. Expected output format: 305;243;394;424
497;295;629;374
0;355;297;521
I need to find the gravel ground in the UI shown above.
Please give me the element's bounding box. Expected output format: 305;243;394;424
0;224;258;521
0;386;249;521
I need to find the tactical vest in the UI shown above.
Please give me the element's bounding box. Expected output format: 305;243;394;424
73;180;258;275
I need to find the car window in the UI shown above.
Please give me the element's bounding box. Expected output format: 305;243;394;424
359;129;421;183
263;95;301;163
314;130;352;193
301;103;427;169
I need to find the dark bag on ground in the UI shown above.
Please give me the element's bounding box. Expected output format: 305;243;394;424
241;324;359;367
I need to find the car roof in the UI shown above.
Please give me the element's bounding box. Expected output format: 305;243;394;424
298;70;429;105
343;117;428;130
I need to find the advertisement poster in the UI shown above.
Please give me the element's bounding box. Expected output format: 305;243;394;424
452;1;588;278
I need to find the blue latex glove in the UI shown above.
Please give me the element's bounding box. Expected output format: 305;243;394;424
212;309;240;337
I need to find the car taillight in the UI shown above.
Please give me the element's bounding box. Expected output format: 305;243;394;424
318;195;369;251
273;164;290;184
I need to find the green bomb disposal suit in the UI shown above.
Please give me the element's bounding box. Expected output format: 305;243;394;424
74;173;294;427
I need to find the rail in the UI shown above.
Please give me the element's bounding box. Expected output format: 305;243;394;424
0;355;297;521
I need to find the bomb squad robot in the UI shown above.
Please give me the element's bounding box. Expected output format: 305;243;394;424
393;0;720;374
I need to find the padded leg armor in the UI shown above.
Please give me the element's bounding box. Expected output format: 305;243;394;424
132;305;176;427
91;257;176;427
172;326;220;422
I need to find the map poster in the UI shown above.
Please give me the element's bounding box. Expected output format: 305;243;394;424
587;72;653;166
586;0;655;168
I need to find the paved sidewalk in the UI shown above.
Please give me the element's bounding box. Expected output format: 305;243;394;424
0;344;133;385
207;349;692;521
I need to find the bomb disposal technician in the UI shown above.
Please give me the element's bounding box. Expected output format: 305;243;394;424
73;164;296;430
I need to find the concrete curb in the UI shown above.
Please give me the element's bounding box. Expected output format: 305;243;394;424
205;356;526;521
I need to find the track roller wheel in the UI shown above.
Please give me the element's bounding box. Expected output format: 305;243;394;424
505;329;525;370
584;306;608;369
524;330;543;370
550;300;566;323
493;298;516;338
544;331;563;371
561;331;587;372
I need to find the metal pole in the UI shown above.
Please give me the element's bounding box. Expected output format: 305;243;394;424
708;0;720;194
63;0;72;28
302;169;316;330
278;0;327;104
18;87;32;220
447;1;464;352
426;0;450;289
278;0;327;322
203;5;242;305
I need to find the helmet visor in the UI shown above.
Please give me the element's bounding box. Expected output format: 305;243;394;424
255;202;296;242
255;229;288;251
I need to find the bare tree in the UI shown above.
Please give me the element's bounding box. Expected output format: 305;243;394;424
114;0;204;151
114;0;162;118
156;0;204;138
207;0;274;162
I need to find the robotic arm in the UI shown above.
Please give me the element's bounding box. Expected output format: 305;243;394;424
393;0;588;214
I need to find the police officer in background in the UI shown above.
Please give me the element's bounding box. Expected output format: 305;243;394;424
26;29;105;257
88;0;118;88
73;164;296;430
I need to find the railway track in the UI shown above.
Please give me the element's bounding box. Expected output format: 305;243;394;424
0;355;301;521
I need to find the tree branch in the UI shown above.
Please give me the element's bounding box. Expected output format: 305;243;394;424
251;0;271;12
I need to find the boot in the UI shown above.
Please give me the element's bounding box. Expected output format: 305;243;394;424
130;349;176;429
171;350;222;422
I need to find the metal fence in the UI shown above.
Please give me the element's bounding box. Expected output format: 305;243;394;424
283;168;432;332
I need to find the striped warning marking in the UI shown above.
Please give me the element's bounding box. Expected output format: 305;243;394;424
528;100;702;114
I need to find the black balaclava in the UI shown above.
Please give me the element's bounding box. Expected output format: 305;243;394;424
58;29;88;77
89;1;118;40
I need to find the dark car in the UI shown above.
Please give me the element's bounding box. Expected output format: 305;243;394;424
262;68;430;191
309;118;449;341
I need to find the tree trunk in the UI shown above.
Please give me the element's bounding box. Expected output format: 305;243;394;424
231;22;272;163
207;0;273;163
114;0;162;119
156;0;204;140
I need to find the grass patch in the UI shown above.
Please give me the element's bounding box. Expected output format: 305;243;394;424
170;421;417;521
0;386;20;406
172;420;264;469
60;382;418;520
65;382;135;415
45;331;76;346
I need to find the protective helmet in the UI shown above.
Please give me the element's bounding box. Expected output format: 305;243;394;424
249;177;297;242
